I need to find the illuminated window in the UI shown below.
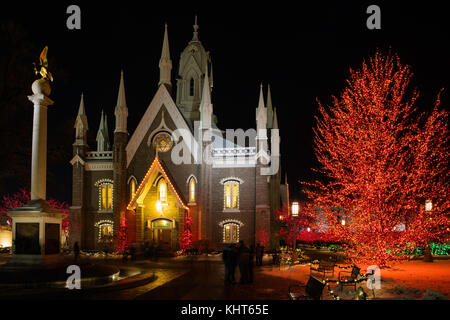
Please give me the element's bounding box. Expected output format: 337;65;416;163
189;178;196;203
100;184;113;210
159;179;167;203
223;223;239;243
153;132;173;153
224;181;239;209
189;78;194;96
100;224;113;239
130;179;136;201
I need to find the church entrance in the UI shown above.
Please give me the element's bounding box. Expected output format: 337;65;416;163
151;218;172;250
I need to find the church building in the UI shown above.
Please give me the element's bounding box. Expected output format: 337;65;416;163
69;18;282;251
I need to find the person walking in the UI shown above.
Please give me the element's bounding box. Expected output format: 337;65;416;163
249;244;254;283
229;244;238;284
256;243;262;266
238;240;250;284
256;243;265;266
73;241;80;263
222;245;231;285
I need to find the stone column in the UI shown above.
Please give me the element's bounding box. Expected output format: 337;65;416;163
28;78;54;201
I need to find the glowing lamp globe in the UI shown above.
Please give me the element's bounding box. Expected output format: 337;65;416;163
292;201;299;217
425;200;432;212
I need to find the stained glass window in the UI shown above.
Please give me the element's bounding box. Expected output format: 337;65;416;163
153;132;173;153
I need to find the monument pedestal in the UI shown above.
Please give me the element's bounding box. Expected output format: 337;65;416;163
6;199;66;269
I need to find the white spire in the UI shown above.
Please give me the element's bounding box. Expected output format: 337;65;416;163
256;83;268;148
256;83;267;129
114;70;128;134
97;110;110;151
159;23;172;87
266;84;274;129
200;66;213;128
74;93;88;143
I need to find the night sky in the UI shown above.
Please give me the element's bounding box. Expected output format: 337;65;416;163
0;1;448;204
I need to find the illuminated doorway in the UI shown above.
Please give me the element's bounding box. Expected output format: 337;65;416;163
151;218;172;249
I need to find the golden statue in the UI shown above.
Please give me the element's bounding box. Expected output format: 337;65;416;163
33;46;53;82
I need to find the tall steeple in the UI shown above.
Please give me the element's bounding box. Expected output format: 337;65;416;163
96;110;110;151
114;70;128;134
266;84;274;129
200;66;213;129
74;93;88;145
176;15;212;125
159;23;172;88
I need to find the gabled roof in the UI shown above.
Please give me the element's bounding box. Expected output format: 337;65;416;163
127;157;189;211
126;84;199;167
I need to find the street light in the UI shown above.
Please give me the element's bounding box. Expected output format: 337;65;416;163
341;219;346;226
291;202;299;264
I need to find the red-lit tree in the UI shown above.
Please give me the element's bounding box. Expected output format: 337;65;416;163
179;213;193;252
0;189;69;231
115;215;128;253
305;51;449;266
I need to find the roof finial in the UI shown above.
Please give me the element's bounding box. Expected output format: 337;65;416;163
192;15;199;41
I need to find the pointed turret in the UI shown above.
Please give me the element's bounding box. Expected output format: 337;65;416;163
200;66;213;129
192;15;199;42
266;84;274;129
114;70;128;134
74;93;88;145
256;83;267;132
273;107;279;129
159;23;172;87
96;110;110;151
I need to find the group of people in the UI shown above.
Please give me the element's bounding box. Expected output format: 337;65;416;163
222;240;265;285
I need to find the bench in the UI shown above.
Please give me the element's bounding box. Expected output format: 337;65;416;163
338;265;360;292
310;260;335;279
288;276;326;300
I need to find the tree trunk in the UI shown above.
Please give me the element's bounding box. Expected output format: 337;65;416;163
423;243;433;262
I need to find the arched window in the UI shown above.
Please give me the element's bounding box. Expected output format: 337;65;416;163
189;78;195;96
99;183;113;210
99;223;113;240
224;180;239;209
223;223;239;243
158;179;167;203
189;178;196;203
130;178;136;201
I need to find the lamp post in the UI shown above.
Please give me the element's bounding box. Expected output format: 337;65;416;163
424;199;433;262
291;201;299;264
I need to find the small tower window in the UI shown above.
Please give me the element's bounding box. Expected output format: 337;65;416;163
189;178;196;203
189;78;195;96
